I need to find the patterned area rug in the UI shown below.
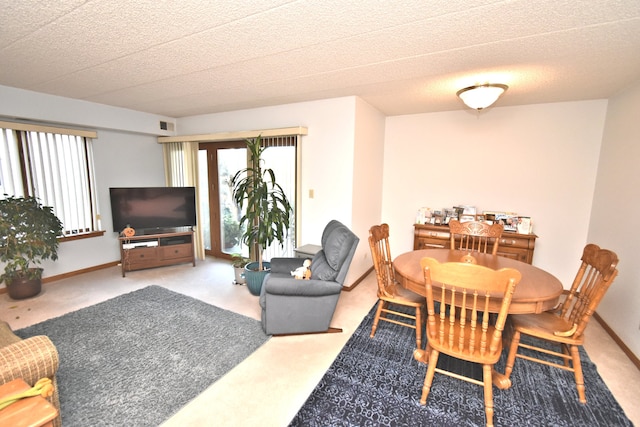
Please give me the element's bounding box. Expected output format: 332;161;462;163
17;286;268;427
291;305;632;427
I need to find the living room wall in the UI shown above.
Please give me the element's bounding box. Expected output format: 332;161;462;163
176;96;384;285
0;85;169;283
588;80;640;358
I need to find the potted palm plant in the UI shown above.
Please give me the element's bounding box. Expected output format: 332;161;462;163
231;135;292;295
0;196;63;299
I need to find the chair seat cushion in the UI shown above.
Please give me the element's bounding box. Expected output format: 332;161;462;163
263;273;343;296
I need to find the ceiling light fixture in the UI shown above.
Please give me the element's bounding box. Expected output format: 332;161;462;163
456;83;508;110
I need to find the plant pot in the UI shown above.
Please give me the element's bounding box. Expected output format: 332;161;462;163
7;272;43;300
244;261;271;296
233;267;246;285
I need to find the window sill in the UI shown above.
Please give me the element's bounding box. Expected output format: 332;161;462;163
59;230;106;242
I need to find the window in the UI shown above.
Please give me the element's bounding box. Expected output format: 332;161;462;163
0;122;101;237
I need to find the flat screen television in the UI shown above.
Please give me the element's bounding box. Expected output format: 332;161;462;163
109;187;197;234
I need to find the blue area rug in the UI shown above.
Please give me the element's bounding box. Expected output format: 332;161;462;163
291;305;633;426
17;285;268;426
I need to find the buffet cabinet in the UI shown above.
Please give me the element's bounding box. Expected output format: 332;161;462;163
118;231;195;277
413;223;537;264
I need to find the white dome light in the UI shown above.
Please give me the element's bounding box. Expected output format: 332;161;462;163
457;84;508;110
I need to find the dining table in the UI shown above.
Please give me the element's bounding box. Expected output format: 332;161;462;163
394;248;564;315
393;248;564;389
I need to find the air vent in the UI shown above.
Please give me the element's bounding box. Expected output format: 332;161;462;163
159;121;175;131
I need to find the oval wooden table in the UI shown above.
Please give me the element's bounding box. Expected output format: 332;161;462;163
393;248;564;389
394;249;563;315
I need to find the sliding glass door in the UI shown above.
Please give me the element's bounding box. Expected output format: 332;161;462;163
198;140;296;261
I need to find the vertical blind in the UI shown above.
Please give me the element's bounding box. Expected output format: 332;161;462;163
0;124;100;236
256;135;297;259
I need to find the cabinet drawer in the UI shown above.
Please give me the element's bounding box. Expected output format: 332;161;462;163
160;244;192;260
415;229;450;240
415;238;448;249
125;247;158;265
498;236;533;249
414;223;537;265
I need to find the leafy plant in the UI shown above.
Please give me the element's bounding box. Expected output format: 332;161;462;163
230;253;251;269
222;211;243;250
0;196;63;283
230;135;292;271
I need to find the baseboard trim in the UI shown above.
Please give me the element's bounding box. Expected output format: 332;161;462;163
593;312;640;371
342;266;374;292
0;261;120;295
273;327;343;337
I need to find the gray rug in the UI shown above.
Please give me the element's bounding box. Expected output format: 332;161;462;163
16;285;269;426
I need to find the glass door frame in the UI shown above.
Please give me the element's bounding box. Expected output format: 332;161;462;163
199;138;301;261
199;140;246;260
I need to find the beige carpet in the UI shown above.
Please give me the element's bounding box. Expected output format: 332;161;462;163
1;257;638;426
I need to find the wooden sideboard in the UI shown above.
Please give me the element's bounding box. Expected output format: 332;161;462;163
118;230;195;277
413;223;537;264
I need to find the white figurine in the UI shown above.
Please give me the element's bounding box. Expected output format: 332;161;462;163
291;259;312;280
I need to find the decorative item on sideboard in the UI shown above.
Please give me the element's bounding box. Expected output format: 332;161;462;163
416;205;533;234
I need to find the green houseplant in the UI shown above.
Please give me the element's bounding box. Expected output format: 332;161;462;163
230;252;251;285
0;195;63;299
231;135;292;295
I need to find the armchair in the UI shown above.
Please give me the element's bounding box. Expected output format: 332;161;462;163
0;320;61;427
259;220;359;335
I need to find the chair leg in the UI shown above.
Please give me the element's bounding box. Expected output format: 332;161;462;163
570;345;587;403
561;343;572;368
420;349;440;405
504;329;521;380
370;300;386;338
415;306;422;349
483;364;495;427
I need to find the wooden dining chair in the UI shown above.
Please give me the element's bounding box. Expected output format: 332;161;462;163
368;224;425;349
504;243;619;403
418;256;521;427
448;219;504;255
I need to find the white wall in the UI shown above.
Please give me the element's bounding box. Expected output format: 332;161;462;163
383;101;608;287
588;80;640;358
177;97;375;284
350;97;386;277
0;86;168;282
0;85;176;137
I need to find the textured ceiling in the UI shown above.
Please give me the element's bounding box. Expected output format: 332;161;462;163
1;0;640;118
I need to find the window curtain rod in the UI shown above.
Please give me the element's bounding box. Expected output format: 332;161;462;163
0;120;97;138
157;126;308;144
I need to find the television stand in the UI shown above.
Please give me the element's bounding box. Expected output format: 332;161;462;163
118;230;195;277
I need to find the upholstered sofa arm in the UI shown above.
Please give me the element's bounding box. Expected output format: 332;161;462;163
269;257;306;274
263;277;343;297
0;335;60;385
0;322;62;427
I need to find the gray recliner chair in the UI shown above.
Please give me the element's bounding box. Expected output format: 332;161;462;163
259;220;359;335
